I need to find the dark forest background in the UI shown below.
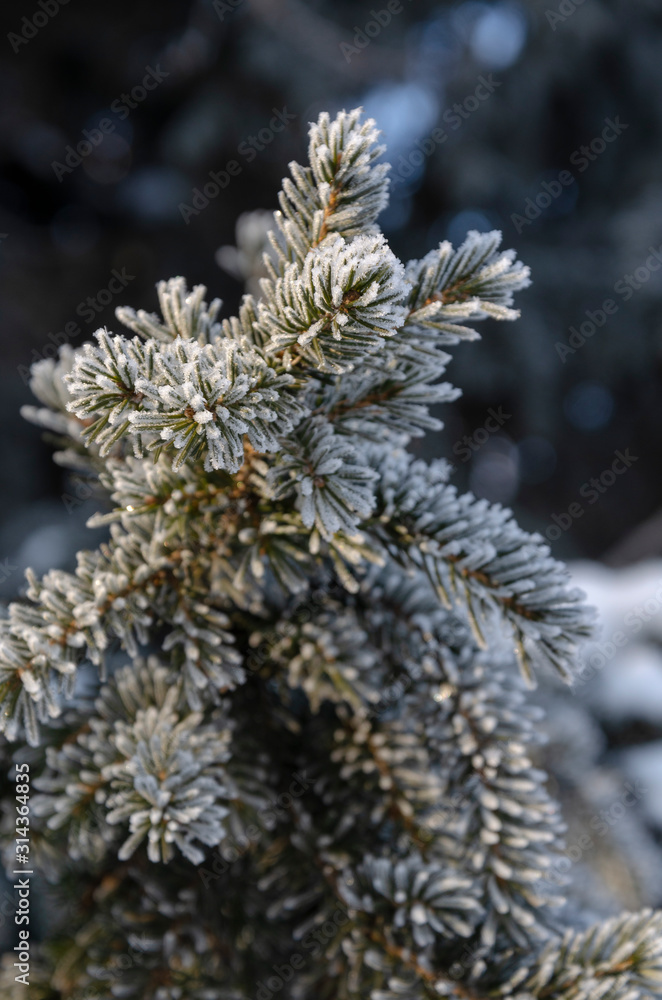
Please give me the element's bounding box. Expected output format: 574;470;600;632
1;0;661;597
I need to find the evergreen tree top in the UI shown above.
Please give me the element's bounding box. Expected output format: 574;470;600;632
1;107;658;1000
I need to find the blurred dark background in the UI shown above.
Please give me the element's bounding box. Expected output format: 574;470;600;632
1;0;662;592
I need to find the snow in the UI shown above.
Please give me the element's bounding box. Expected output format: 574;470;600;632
570;560;662;722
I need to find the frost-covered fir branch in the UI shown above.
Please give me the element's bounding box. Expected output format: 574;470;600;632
33;659;234;865
1;107;660;1000
370;452;594;684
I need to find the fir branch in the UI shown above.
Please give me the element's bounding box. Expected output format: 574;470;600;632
258;232;410;373
34;659;234;865
0;520;244;743
403;230;531;343
501;909;662;1000
267;416;378;540
370;452;595;684
286;805;483;1000
267;108;390;272
116;276;224;345
318;363;459;441
66;329;307;471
